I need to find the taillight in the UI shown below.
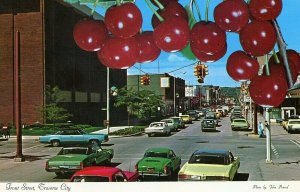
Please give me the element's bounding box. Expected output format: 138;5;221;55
45;161;49;170
163;166;169;174
178;174;191;180
80;162;84;169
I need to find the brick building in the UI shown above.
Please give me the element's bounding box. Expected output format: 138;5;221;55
0;0;127;126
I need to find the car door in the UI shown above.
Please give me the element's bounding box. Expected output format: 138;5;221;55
70;130;85;144
169;150;181;171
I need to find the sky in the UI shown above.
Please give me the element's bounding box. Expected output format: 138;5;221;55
96;0;300;87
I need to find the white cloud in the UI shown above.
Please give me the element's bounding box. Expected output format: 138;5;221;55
167;54;187;62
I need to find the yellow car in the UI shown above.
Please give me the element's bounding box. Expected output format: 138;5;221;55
179;115;192;124
215;111;221;119
178;149;240;181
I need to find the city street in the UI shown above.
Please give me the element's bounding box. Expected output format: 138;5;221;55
1;115;300;182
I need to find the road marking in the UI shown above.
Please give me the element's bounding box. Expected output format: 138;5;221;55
290;140;300;148
271;144;279;159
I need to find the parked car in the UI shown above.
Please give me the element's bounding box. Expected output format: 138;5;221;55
71;166;140;182
201;119;217;131
230;113;244;122
135;147;181;180
39;129;108;147
231;118;250;131
178;149;240;181
45;145;114;176
160;118;177;131
282;115;300;129
145;122;171;137
170;117;185;129
285;119;300;133
179;115;192;124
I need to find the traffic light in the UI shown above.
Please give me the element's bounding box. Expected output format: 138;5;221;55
140;76;146;85
193;64;203;76
203;64;208;77
197;76;204;83
198;64;203;77
140;74;150;85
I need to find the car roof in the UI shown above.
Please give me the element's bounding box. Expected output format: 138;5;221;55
145;147;171;153
192;149;229;156
72;166;120;177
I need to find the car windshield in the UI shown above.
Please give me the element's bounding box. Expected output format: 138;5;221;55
150;123;163;127
59;148;88;155
171;118;180;123
72;176;109;182
144;152;168;158
189;155;227;165
234;120;246;123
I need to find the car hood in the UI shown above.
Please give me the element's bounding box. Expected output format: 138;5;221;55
138;157;170;171
48;154;88;164
179;163;231;177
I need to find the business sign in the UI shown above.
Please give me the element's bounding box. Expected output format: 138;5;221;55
160;77;170;88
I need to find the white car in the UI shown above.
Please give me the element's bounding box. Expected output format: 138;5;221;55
286;119;300;133
145;122;171;137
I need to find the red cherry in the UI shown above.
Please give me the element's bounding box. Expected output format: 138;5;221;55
286;49;300;73
226;51;259;81
239;20;277;56
151;2;188;28
150;0;178;7
190;21;227;55
191;43;227;63
97;36;138;69
104;3;142;38
153;16;190;53
73;19;108;52
249;0;282;21
213;0;249;32
136;31;161;63
249;73;288;108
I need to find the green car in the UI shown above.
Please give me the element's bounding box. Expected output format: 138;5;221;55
135;148;181;180
45;145;113;176
231;118;250;131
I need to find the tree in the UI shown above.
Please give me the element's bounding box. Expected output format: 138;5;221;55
114;87;165;126
40;85;73;124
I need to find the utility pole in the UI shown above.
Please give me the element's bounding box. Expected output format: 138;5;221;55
106;67;110;135
265;108;272;163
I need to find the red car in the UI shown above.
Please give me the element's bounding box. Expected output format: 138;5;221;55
70;166;140;182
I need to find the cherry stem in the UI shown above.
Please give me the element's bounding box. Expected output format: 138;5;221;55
191;0;202;21
90;0;99;16
264;54;270;76
205;0;211;22
272;19;293;88
145;0;164;22
116;0;121;6
246;0;251;4
153;0;165;10
272;49;280;64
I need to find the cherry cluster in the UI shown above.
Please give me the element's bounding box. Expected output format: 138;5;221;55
72;0;300;108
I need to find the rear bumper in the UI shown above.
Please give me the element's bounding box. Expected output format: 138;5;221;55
138;171;169;177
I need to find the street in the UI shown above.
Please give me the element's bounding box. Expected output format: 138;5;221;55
1;115;300;182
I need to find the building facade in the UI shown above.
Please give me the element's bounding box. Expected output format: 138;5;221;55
0;0;127;126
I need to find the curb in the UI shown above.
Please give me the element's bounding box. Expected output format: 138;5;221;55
109;131;145;138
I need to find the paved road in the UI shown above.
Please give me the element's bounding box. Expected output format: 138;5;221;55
1;114;300;182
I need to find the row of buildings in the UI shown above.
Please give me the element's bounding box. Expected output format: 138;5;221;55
0;0;299;126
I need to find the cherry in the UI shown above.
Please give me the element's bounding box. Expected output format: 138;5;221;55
136;31;161;63
226;51;259;81
213;0;249;32
191;42;227;63
286;49;300;73
239;20;277;56
150;0;178;7
190;21;226;55
104;3;142;38
249;0;282;21
97;36;138;69
153;16;190;53
249;73;288;108
151;2;188;28
73;19;108;52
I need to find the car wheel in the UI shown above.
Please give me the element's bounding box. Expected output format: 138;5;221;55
89;139;100;146
148;134;152;137
55;172;63;177
51;140;60;147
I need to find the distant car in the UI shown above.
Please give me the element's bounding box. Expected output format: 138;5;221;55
178;149;240;181
201;119;216;131
45;146;114;176
39;129;108;147
160;118;177;131
231;118;250;131
71;166;140;182
195;109;205;117
135;147;181;180
180;115;192;124
204;112;218;126
170;117;185;129
282;115;300;129
145;122;171;137
230;113;244;122
187;110;199;121
285;119;300;133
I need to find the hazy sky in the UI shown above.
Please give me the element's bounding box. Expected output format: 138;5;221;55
97;0;300;87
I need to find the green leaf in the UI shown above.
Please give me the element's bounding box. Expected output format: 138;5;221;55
180;43;197;60
185;4;197;30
